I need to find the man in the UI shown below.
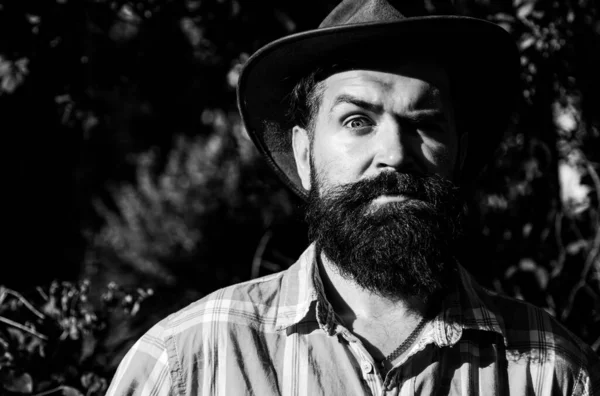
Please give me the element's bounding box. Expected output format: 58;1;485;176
107;0;600;395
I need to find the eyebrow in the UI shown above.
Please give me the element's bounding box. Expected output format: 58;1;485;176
329;93;448;124
330;94;383;114
403;109;448;124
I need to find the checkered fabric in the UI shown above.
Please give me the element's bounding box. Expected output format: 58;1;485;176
107;244;600;396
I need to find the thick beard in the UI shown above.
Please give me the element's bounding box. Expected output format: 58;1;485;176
306;170;465;301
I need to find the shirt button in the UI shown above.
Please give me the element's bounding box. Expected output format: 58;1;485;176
360;361;373;374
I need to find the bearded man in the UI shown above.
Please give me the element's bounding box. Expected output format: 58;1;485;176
107;0;600;395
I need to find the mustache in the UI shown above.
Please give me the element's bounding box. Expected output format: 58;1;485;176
317;171;456;208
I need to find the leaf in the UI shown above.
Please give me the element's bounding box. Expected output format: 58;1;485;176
25;336;45;358
520;35;536;50
61;386;84;396
1;371;33;394
80;333;97;361
6;328;26;347
559;161;592;215
518;259;549;290
494;12;516;23
517;2;535;20
0;56;29;95
565;240;588;255
81;373;107;395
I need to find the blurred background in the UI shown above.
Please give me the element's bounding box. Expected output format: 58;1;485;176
0;0;599;394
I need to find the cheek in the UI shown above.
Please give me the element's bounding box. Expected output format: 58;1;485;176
312;140;365;186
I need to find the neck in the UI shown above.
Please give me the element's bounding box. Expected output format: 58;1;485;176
317;250;440;365
317;252;429;325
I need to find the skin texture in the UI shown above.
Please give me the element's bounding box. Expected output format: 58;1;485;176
291;63;469;370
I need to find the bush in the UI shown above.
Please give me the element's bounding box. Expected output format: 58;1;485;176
0;282;151;395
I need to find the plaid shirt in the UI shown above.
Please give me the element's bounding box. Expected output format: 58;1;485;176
107;244;600;396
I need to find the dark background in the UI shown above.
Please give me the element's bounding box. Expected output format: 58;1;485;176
0;0;599;394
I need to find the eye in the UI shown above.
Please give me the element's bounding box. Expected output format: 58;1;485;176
343;116;373;130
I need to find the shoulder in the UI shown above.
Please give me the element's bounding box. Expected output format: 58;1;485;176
159;244;318;340
165;269;288;332
477;288;594;363
106;313;177;395
107;270;292;395
477;287;600;393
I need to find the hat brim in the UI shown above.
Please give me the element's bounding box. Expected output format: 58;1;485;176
237;15;520;199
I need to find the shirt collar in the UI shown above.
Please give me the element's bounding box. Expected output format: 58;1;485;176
275;243;507;347
274;244;321;332
274;244;339;334
428;264;507;348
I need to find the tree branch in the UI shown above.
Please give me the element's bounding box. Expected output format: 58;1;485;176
33;386;78;396
0;316;48;341
4;289;45;320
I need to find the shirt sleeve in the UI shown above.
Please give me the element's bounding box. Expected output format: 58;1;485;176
106;321;177;396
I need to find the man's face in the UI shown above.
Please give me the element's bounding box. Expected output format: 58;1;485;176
293;62;463;194
292;63;467;300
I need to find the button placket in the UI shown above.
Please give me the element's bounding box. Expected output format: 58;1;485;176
335;324;385;393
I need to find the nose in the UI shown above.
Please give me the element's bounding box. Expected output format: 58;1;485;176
373;119;414;172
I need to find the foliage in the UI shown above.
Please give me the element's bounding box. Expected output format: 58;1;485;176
460;0;600;351
0;282;152;395
0;0;333;288
84;109;296;292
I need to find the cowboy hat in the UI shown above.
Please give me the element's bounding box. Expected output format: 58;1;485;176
237;0;520;199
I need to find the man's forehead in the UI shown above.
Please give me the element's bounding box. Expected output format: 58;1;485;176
320;63;451;109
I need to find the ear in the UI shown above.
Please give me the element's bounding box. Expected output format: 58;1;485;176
292;125;311;191
458;132;468;171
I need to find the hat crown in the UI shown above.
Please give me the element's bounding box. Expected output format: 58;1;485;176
319;0;455;28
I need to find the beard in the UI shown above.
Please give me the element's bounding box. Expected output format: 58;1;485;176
306;169;466;301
